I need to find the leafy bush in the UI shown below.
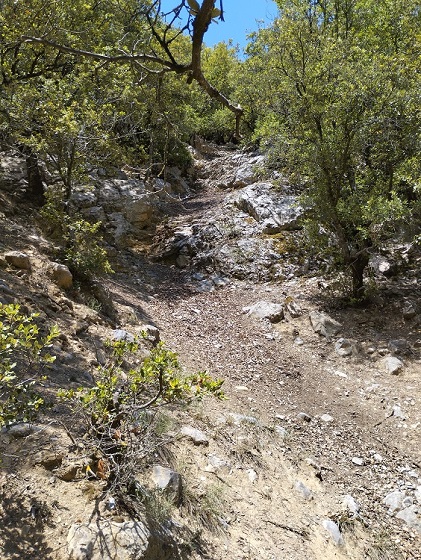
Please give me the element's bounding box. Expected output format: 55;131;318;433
197;107;236;144
0;304;59;427
61;219;113;280
241;0;421;296
40;187;113;280
59;337;224;486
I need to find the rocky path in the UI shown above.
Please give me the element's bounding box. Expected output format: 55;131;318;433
109;270;420;559
1;145;420;559
105;147;421;559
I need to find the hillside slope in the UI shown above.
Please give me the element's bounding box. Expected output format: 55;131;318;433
0;146;420;559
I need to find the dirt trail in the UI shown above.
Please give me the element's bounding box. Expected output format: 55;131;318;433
0;146;420;559
104;148;421;559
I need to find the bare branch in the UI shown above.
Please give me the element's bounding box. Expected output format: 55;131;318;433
22;35;190;74
22;0;244;137
190;0;243;135
134;368;164;411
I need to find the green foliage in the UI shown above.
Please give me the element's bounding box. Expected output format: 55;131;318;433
3;0;418;299
241;0;421;295
189;42;242;142
2;60;153;195
0;304;59;427
60;338;224;428
0;0;242;184
59;337;224;488
63;219;113;280
40;187;113;280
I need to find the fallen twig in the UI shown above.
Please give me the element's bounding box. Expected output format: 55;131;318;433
263;519;309;539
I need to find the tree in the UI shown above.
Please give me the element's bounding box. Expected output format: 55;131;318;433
0;0;244;205
0;0;113;199
0;304;59;427
241;0;421;296
59;337;224;491
18;0;244;135
189;41;242;142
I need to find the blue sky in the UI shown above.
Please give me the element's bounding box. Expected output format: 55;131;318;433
160;1;278;51
203;0;278;49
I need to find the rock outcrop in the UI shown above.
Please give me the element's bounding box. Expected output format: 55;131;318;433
233;183;303;234
67;519;170;560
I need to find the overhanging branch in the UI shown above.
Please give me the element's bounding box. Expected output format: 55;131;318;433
22;0;243;137
22;35;190;73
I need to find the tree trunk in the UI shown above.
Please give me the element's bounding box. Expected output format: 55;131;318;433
24;2;244;139
350;250;370;299
24;149;45;204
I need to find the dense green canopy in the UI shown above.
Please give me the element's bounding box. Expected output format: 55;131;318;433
239;0;421;294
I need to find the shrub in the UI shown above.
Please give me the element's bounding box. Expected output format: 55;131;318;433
40;187;113;280
59;337;224;487
0;304;59;427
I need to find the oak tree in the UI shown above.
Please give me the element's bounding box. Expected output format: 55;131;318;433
240;0;421;296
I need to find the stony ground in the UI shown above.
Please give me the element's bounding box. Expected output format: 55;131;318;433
0;147;420;559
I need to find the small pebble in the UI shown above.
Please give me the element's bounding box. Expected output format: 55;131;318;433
297;412;312;423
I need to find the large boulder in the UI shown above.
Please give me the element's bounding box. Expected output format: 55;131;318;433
68;172;191;247
233;183;304;233
212;237;280;281
67;519;168;560
200;150;266;190
51;262;73;289
232;155;265;188
5;251;31;270
70;190;97;208
69;179;157;247
106;212;132;246
243;301;285;323
310;311;342;338
151;187;304;282
0;151;27;192
95;181;123;210
124;193;155;229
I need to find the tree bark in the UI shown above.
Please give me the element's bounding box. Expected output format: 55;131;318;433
349;249;370;299
24;148;45;204
190;0;243;135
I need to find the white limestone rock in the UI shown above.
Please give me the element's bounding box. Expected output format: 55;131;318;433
322;519;344;546
243;301;284;323
180;425;209;445
5;251;31;270
309;311;342;338
382;356;404;375
150;465;182;505
51;262;73;289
